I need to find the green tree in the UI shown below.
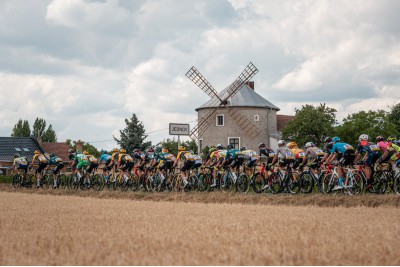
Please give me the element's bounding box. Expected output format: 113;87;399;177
183;139;198;153
388;103;400;133
282;103;337;147
42;124;57;142
114;113;151;153
32;118;46;141
11;119;31;137
335;110;398;146
66;139;100;157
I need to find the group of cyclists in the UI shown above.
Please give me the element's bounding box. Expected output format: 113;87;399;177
11;133;400;193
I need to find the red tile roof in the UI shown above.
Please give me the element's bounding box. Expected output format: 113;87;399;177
41;142;71;162
277;114;295;132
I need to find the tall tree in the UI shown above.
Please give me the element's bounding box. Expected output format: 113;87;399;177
11;119;31;137
32;118;47;141
42;124;57;142
335;110;398;146
282;103;337;147
388;103;400;133
114;113;151;153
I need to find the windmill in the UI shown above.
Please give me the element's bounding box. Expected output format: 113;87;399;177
185;62;261;141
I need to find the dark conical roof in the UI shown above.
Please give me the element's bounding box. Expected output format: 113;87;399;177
195;83;280;111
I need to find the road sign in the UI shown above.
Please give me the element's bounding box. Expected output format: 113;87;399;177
169;123;190;136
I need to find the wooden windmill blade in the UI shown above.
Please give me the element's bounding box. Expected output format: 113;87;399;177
186;66;223;102
228;108;260;139
189;109;218;140
223;62;258;102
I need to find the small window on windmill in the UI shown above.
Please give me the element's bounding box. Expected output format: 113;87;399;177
23;148;30;152
216;114;224;126
254;115;259;122
15;147;22;152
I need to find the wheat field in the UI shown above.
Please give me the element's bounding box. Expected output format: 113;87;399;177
0;189;399;265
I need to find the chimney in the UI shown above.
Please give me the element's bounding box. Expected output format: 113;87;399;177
76;139;83;152
246;81;254;90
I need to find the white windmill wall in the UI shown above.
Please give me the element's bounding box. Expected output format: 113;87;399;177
198;107;277;152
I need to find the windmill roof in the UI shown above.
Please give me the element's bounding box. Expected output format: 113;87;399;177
0;136;45;162
195;83;280;111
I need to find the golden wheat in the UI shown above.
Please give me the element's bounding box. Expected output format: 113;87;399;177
0;191;399;265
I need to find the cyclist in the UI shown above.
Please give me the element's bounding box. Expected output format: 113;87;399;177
286;142;306;169
385;136;400;175
117;148;134;184
321;137;334;163
106;148;119;172
209;144;227;188
74;150;89;183
376;136;395;164
99;150;112;179
302;142;325;178
240;146;259;178
269;140;295;167
30;150;49;188
48;154;64;188
12;153;29;184
355;134;381;190
157;148;174;185
204;146;216;165
173;146;195;189
68;148;77;173
132;148;146;177
325;136;355;190
84;151;99;187
219;144;243;186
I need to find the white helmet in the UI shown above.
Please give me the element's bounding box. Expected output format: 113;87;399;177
359;134;369;141
277;140;286;146
305;142;315;148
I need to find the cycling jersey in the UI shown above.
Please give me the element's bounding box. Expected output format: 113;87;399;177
290;148;306;159
118;153;134;172
325;143;333;154
176;151;195;161
75;153;89;170
13;156;29;173
331;142;355;166
242;150;258;161
48;156;63;166
331;142;354;154
276;147;295;160
387;143;400;161
32;153;48;164
357;142;381;167
259;147;275;159
305;147;325;160
377;141;389;153
99;153;111;164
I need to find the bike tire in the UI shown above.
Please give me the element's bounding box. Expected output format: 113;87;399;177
236;173;248;193
300;172;314;194
197;173;207;192
59;174;67;189
322;173;336;194
12;174;21;188
345;172;364;195
269;172;283;194
251;172;263;193
394;173;400;196
372;171;387;194
287;172;301;194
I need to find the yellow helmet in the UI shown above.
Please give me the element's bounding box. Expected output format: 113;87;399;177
112;148;118;153
162;148;168;153
34;150;40;154
287;142;298;149
83;151;89;155
178;146;186;151
119;148;126;153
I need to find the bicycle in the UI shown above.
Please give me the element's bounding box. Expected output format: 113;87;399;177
219;166;248;193
268;164;301;194
12;168;33;188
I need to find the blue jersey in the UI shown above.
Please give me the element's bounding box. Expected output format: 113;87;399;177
48;156;63;166
356;142;381;156
225;149;239;160
331;142;354;154
99;153;111;163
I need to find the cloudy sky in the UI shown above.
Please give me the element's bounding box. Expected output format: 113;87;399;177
1;0;399;150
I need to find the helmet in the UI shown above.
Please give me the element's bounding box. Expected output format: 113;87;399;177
119;148;126;153
332;136;341;143
387;136;396;142
34;150;40;155
305;142;315;148
359;134;369;141
324;137;332;143
83;151;89;155
277;140;286;146
68;148;75;153
240;146;247;151
376;136;384;142
287;142;298;149
178;146;186;151
216;144;223;150
226;144;233;150
133;149;139;153
50;153;55;158
14;153;20;158
155;147;162;153
76;150;81;154
101;149;107;154
147;147;154;152
162;148;168;153
258;143;266;149
112;148;118;153
209;147;216;153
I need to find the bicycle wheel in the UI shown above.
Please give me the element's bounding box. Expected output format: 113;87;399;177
24;174;33;188
43;174;52;189
269;172;283;194
286;172;301;194
59;174;68;189
219;173;232;191
12;174;21;188
250;172;264;193
386;172;394;193
322;173;336;194
128;173;139;192
372;171;388;194
236;173;248;193
91;174;102;191
300;172;314;194
394;173;400;196
345;171;364;195
197;173;208;192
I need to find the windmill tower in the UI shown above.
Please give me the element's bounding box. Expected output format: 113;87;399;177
186;62;280;152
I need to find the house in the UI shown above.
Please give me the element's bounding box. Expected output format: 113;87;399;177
40;142;72;163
